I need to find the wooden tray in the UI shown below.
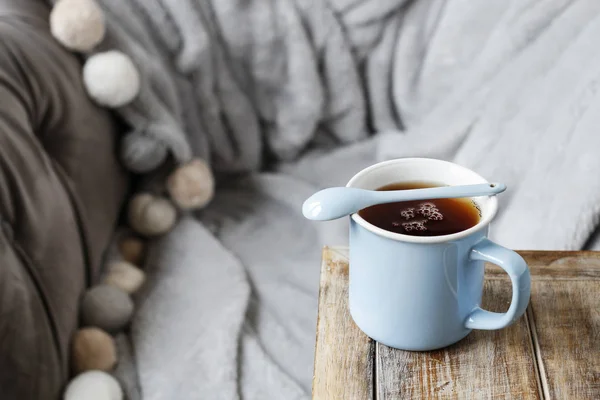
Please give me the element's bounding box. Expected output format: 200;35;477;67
312;247;600;399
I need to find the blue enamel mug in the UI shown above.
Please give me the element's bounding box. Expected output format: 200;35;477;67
347;158;531;351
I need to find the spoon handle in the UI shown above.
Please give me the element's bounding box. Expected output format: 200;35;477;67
377;182;506;203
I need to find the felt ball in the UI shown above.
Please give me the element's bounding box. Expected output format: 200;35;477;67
167;159;215;209
64;370;123;400
128;194;177;236
118;236;146;265
83;51;140;107
121;130;167;173
71;328;117;374
50;0;105;52
80;284;134;334
104;261;146;294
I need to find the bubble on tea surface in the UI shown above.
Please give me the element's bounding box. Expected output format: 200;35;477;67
428;211;443;221
400;208;415;220
402;220;427;232
418;202;445;221
419;208;432;217
392;221;401;227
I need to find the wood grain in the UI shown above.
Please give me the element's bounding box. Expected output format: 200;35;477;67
487;251;600;280
312;247;374;400
312;248;600;400
376;278;540;399
528;278;600;399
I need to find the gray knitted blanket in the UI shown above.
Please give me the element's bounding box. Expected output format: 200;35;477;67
92;0;369;175
92;0;600;398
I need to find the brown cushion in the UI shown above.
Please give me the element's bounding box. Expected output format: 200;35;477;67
0;1;129;398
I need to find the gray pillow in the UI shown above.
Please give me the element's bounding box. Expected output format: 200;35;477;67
0;1;129;398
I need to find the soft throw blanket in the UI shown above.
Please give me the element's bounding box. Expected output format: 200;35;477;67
88;0;600;398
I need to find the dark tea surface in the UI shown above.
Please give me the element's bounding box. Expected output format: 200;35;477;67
358;181;481;236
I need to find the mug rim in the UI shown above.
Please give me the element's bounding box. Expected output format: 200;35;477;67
346;158;498;244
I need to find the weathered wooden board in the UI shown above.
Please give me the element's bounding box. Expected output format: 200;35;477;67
312;248;600;400
376;278;540;399
312;247;374;400
525;253;600;399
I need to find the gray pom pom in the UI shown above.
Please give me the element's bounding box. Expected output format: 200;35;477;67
81;284;134;334
121;130;168;173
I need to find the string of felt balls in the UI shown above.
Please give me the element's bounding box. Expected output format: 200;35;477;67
49;1;215;399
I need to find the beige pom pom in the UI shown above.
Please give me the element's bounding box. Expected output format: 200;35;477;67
118;236;146;265
50;0;105;52
167;159;215;210
104;260;146;294
128;194;177;236
71;328;117;374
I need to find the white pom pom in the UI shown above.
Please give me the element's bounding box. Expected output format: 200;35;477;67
50;0;105;52
64;371;123;400
83;51;140;107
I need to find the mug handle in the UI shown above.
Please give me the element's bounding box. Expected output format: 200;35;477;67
465;238;531;330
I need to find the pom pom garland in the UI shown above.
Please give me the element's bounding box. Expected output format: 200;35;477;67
49;0;218;395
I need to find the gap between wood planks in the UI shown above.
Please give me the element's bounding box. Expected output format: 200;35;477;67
374;343;379;400
525;305;550;400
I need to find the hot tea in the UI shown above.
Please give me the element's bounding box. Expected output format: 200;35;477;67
358;181;481;236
